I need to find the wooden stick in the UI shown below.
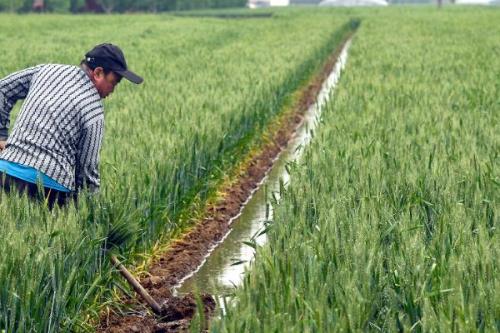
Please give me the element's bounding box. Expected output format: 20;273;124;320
110;254;163;315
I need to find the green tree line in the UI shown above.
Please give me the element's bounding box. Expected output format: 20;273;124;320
0;0;247;13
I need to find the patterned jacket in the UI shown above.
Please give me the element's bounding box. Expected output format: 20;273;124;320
0;64;104;192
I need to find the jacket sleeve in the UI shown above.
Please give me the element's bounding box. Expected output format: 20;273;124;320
75;116;104;193
0;66;41;140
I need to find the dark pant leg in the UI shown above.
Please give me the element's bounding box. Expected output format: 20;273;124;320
0;173;72;208
43;187;75;208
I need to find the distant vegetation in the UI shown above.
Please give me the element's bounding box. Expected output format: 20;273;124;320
0;0;247;13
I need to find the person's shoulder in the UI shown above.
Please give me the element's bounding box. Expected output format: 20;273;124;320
34;63;71;69
52;64;96;91
46;64;81;73
33;64;82;76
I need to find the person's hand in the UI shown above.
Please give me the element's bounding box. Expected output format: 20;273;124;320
0;141;6;151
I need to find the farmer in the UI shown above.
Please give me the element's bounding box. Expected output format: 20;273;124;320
0;43;143;207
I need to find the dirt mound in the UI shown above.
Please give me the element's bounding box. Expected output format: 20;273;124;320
99;294;215;333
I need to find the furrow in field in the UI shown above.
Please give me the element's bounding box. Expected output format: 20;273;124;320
97;27;358;333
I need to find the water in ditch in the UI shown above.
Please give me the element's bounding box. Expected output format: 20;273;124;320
176;40;352;298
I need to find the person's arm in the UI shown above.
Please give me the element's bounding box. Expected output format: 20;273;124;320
75;117;104;193
0;66;41;141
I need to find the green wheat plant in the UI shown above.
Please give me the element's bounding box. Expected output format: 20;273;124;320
0;9;355;332
213;6;499;332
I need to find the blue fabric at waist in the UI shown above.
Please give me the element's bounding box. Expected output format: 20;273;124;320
0;159;70;192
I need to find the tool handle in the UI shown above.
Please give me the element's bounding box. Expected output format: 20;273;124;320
110;254;162;315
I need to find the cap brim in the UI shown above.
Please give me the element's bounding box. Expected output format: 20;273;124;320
116;70;143;84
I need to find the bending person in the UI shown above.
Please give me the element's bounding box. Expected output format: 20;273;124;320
0;43;143;207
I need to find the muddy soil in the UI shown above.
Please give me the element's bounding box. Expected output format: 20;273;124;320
97;34;353;333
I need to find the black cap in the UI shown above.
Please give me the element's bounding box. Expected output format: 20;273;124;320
85;43;143;84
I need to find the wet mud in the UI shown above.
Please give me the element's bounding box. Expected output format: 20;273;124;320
97;33;353;333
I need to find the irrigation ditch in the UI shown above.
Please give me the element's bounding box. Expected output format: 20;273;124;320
98;26;357;333
176;38;352;299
